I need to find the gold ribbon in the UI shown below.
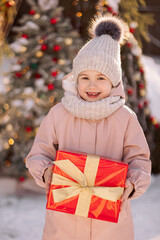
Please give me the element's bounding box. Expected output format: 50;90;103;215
51;154;124;218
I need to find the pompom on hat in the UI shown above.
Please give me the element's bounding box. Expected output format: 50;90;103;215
73;14;129;87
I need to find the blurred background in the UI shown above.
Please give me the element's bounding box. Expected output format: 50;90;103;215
0;0;160;240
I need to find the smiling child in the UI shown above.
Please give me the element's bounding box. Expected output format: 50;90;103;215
26;14;151;240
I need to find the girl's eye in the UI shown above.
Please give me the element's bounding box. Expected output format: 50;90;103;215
82;77;89;80
98;77;105;80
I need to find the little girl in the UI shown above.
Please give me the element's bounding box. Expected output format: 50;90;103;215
26;15;151;240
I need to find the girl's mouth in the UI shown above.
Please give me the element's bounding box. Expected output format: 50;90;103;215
86;92;100;98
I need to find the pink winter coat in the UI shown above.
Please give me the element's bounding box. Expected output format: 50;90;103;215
26;83;151;240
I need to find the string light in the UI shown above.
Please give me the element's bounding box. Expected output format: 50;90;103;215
72;0;90;28
21;69;27;74
48;96;55;103
95;6;100;10
144;108;150;115
99;1;105;6
72;1;78;6
76;12;82;17
65;38;73;45
21;46;27;52
21;65;30;74
140;89;146;97
5;160;11;167
96;0;106;14
38;39;44;44
36;51;44;58
8;138;14;145
3;104;9;110
8;0;15;6
58;59;65;65
34;14;40;19
152;118;158;125
35;127;39;134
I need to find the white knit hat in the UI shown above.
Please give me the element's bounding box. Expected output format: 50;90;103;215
73;15;128;87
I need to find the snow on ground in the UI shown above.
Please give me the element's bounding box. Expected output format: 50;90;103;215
132;174;160;240
142;55;160;122
0;178;46;240
0;174;160;240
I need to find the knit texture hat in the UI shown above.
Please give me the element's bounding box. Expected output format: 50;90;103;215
73;15;128;87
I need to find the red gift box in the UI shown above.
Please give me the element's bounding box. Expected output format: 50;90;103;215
46;150;128;223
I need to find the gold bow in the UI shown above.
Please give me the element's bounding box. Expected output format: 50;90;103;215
51;154;124;218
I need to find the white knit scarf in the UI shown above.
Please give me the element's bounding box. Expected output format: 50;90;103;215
61;74;125;120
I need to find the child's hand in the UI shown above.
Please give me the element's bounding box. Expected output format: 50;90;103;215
120;180;134;211
121;179;134;201
43;165;54;198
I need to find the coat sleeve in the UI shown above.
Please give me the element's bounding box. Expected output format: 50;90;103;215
25;107;58;188
123;112;151;199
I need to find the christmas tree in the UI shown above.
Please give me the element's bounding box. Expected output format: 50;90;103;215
0;0;83;179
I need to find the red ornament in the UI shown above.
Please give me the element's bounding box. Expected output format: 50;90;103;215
52;57;58;62
34;73;41;79
155;123;159;129
139;82;145;89
15;72;22;78
138;102;143;110
19;176;25;182
150;116;155;122
6;2;12;7
144;100;148;106
139;67;144;74
41;44;48;51
112;12;117;16
48;83;55;90
126;42;132;48
50;18;57;24
51;71;58;77
29;9;36;15
26;126;32;132
130;28;135;34
22;34;28;39
127;87;133;95
53;45;61;51
107;6;113;13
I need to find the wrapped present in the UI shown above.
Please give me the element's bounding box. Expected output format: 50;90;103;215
46;150;128;223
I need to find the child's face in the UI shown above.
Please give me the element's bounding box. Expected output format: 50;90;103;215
77;70;112;102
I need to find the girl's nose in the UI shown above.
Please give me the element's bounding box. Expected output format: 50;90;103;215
88;79;96;87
